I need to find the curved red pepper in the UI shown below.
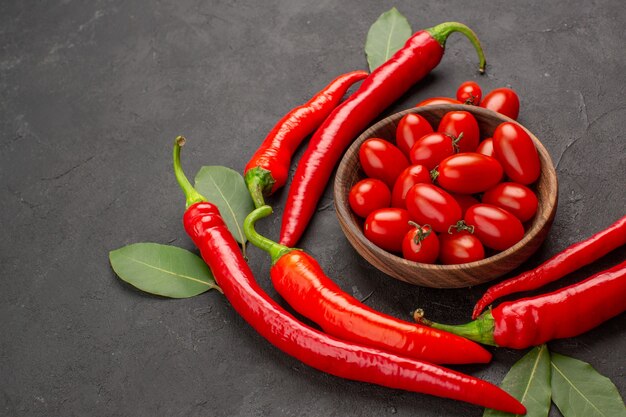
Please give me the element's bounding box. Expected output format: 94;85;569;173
244;70;368;208
173;137;525;415
418;260;626;349
244;205;492;365
279;22;486;246
472;214;626;318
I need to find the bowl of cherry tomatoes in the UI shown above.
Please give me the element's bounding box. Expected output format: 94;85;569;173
334;104;558;288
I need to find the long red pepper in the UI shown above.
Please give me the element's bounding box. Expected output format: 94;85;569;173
244;70;368;208
173;137;525;415
279;22;486;246
472;215;626;319
417;260;626;349
244;205;492;365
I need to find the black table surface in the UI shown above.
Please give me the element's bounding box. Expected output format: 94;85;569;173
1;1;624;416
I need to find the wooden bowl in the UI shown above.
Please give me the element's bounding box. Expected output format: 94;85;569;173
334;104;558;288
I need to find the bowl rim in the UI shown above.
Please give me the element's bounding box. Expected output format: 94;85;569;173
334;104;559;273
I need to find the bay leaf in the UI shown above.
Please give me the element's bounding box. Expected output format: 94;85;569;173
110;243;220;298
550;352;626;417
364;7;412;72
194;165;254;250
484;345;551;417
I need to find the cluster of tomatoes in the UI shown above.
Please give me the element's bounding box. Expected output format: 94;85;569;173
349;85;541;265
416;81;520;120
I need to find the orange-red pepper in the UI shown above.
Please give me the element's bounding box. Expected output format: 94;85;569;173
244;70;368;208
244;205;492;365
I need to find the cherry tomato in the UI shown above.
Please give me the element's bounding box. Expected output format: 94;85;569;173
409;132;457;170
476;138;494;157
480;88;520;120
396;113;434;157
349;178;391;218
364;208;412;253
359;138;409;188
451;193;480;216
435;153;503;194
402;223;439;263
391;164;431;209
437;111;480;152
416;97;462;107
405;184;461;233
493;122;541;184
464;204;525;251
439;231;485;264
482;182;538;222
456;81;482;105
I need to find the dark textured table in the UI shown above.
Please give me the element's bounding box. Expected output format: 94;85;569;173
1;1;624;416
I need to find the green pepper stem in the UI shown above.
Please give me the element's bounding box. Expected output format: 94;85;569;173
414;309;497;346
243;205;293;264
173;136;207;208
427;22;486;73
244;167;276;209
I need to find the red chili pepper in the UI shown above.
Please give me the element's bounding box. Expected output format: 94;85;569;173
244;70;368;208
416;260;626;349
244;205;492;365
173;137;525;415
279;22;486;247
472;215;626;319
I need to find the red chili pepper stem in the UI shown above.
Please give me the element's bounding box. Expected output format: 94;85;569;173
173;136;207;208
245;167;275;209
414;309;497;346
244;205;295;264
426;22;486;73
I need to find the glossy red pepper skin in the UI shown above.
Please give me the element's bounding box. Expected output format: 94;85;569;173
246;208;489;364
174;143;524;414
244;70;368;208
473;215;626;318
272;250;491;364
491;260;626;348
279;22;486;247
418;261;626;349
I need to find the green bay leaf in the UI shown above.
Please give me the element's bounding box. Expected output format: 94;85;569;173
484;345;551;417
194;166;254;248
110;243;220;298
551;352;626;417
364;7;412;72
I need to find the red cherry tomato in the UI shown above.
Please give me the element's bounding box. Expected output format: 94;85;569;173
364;208;412;253
476;138;494;157
435;153;503;194
493;122;541;184
437;111;480;153
482;182;538;222
359;138;410;188
349;178;391;218
396;113;434;157
391;164;431;208
439;231;485;264
456;81;482;105
464;204;525;251
409;132;457;170
405;184;461;233
402;223;440;263
480;88;520;120
451;193;480;216
416;97;462;107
